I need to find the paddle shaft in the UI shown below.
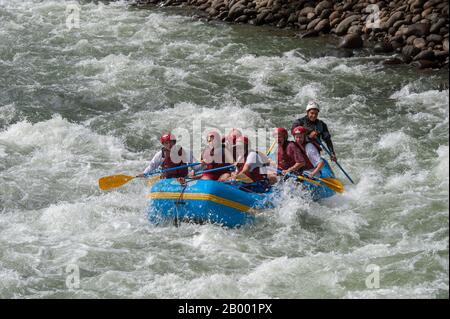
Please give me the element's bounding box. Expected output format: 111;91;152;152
266;140;276;156
144;162;201;177
194;164;235;176
317;139;355;184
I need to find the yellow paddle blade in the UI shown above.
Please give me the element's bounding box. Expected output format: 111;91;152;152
98;175;135;190
318;177;345;193
297;175;322;186
298;175;345;193
235;173;254;184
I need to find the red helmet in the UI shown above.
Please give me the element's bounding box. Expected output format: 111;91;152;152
292;126;307;135
273;127;288;137
160;132;176;144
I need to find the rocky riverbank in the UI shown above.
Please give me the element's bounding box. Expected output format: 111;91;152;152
131;0;449;69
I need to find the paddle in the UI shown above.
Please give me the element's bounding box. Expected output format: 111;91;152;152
98;162;201;190
193;164;235;177
317;139;355;184
269;167;344;193
266;140;276;156
302;172;344;193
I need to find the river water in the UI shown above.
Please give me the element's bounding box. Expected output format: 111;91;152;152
0;0;448;298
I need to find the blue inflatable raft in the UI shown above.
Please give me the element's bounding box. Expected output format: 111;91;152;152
146;159;336;228
146;179;273;227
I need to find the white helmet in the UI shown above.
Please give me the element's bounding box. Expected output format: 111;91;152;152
306;100;320;112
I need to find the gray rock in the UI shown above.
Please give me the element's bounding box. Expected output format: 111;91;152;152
314;19;330;32
320;9;332;19
434;50;449;60
413;38;427;49
427;34;443;42
374;41;394;53
298;16;309;25
386;11;404;29
444;38;449;52
338;33;363;49
404;23;431;37
307;17;322;30
424;0;441;10
307;12;316;20
335;15;360;35
255;10;270;25
402;45;421;61
329;10;341;22
299;7;314;16
412;14;422;23
228;3;246;20
411;0;425;10
407;35;417;45
411;59;440;69
430;18;447;33
413;49;435;61
390;40;404;50
234;15;248;23
348;25;362;35
330;17;342;28
314;1;332;15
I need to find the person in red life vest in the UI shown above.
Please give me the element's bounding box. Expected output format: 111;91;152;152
137;132;200;179
292;126;324;178
223;136;276;189
198;130;233;180
273;127;306;176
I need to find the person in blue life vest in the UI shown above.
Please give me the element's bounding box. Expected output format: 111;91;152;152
291;100;337;162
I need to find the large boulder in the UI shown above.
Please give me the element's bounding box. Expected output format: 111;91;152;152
338;33;364;49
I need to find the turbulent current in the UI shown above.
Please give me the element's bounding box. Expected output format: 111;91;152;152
0;0;448;298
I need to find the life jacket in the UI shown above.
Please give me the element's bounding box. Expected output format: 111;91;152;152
277;141;297;170
236;152;267;182
294;141;315;171
160;146;188;178
201;144;228;180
